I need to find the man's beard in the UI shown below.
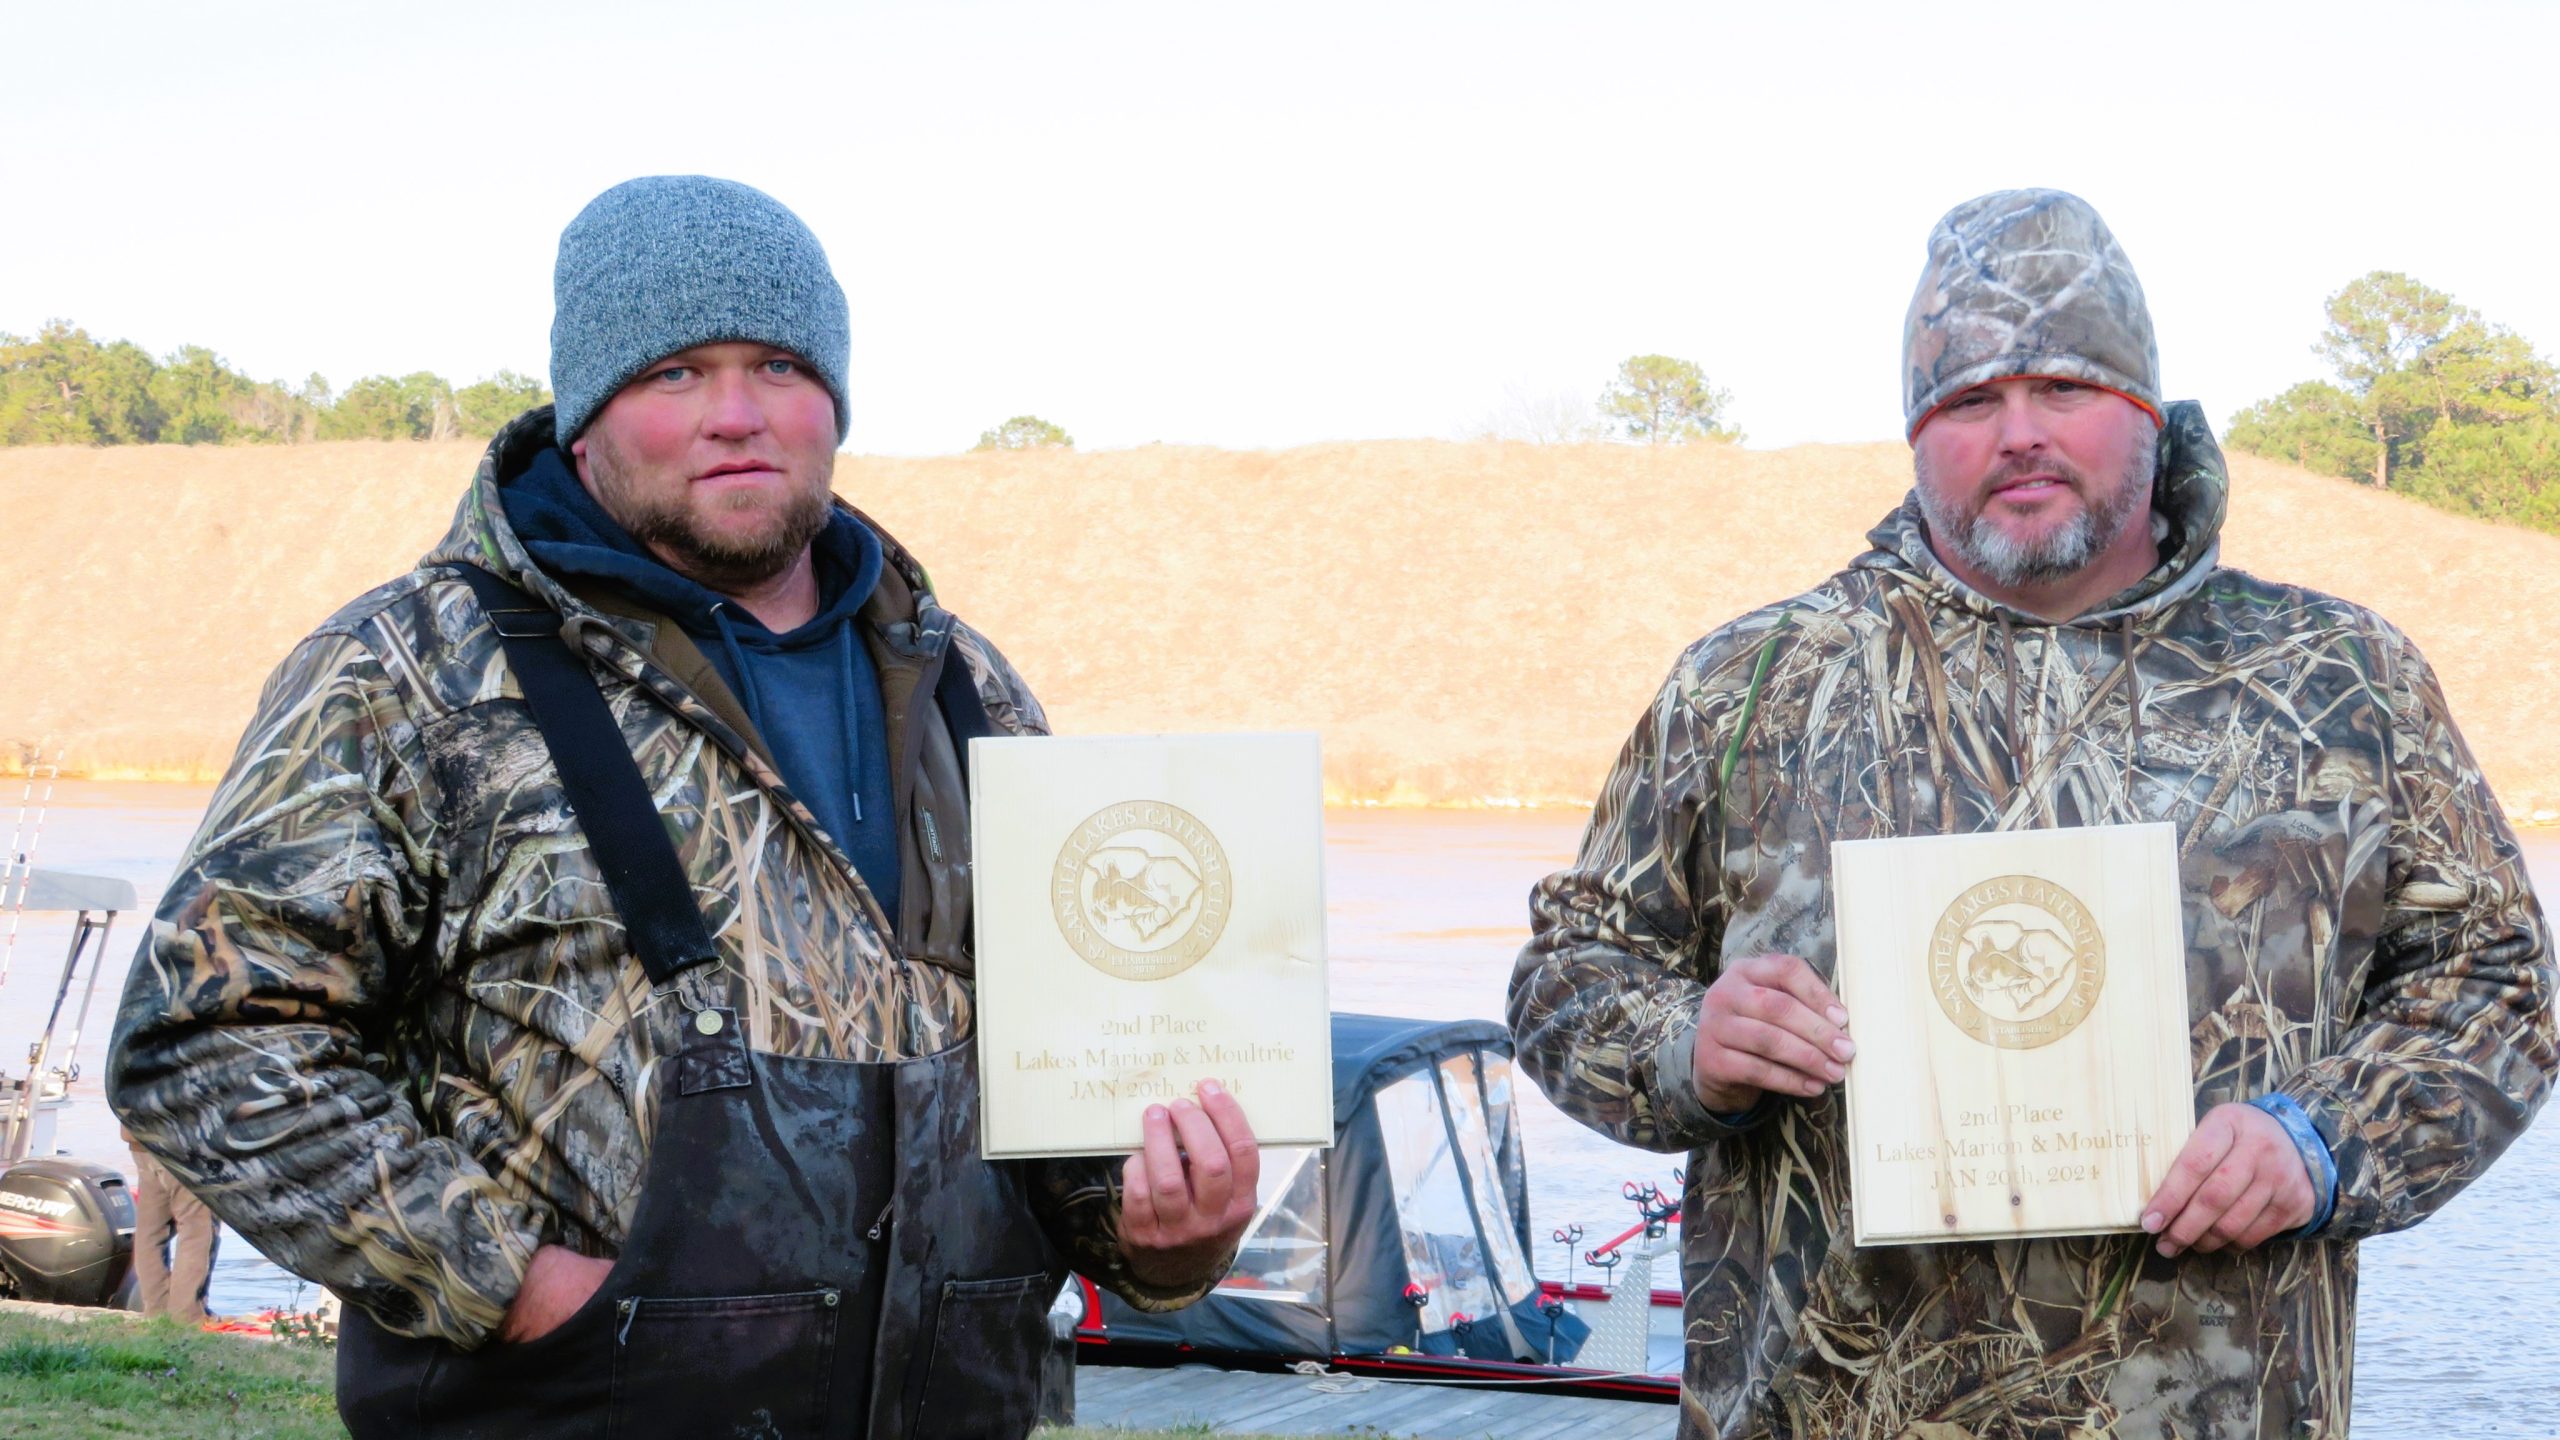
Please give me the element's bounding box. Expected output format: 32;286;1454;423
584;432;836;592
1916;447;2154;589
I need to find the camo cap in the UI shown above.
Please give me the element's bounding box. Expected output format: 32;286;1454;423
1902;188;2160;439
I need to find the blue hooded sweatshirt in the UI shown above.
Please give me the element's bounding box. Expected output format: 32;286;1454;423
503;445;902;922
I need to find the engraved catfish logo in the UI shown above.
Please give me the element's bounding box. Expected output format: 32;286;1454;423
1052;801;1233;981
1928;875;2106;1049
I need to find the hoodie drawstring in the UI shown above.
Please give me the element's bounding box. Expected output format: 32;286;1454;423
709;604;771;738
1996;613;2022;782
1989;609;2147;800
2120;613;2144;768
836;625;865;823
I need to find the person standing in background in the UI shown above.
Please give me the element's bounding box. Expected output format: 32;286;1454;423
121;1126;216;1324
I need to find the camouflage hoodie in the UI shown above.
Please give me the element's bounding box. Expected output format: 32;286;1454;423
108;409;1204;1348
1509;403;2555;1438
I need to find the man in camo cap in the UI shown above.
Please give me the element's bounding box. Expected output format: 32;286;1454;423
1903;188;2168;607
1511;187;2552;1437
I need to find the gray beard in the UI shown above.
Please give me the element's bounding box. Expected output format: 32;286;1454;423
584;434;836;592
1916;449;2155;589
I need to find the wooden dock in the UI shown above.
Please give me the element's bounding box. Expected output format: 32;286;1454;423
1069;1361;1676;1438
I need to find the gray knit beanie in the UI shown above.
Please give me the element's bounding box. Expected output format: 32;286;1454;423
549;175;851;446
1902;188;2160;439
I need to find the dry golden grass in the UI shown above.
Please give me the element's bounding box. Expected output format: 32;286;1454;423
3;438;2555;820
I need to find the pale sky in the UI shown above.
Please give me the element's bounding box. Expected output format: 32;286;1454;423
8;1;2557;455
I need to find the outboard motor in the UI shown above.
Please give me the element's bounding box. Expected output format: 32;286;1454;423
0;1158;136;1306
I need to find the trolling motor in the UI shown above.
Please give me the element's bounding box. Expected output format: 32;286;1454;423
0;1157;136;1306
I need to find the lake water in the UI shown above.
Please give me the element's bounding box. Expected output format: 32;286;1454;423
5;781;2556;1432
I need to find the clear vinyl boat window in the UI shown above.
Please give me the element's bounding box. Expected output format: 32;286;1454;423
1477;1050;1531;1236
1438;1052;1538;1307
1215;1145;1327;1307
1373;1068;1500;1334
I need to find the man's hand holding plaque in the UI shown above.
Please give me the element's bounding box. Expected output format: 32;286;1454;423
1691;953;1856;1110
1118;1079;1262;1289
2141;1103;2318;1258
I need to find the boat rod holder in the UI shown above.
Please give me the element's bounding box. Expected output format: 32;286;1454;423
1623;1178;1680;1239
1549;1224;1584;1293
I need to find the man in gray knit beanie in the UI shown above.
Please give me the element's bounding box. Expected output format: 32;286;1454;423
548;174;853;446
540;174;857;600
111;173;1262;1440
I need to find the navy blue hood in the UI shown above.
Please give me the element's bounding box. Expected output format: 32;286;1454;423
498;443;903;921
503;443;884;649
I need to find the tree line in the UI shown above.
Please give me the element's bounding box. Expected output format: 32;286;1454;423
0;321;550;446
14;301;2553;540
5;322;1742;457
1472;354;1741;445
976;352;1745;456
2226;272;2559;535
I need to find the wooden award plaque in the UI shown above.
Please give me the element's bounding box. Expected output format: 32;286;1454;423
1833;823;2194;1245
969;732;1332;1159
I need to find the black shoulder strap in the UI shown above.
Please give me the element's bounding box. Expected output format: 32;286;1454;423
932;634;999;778
452;565;719;987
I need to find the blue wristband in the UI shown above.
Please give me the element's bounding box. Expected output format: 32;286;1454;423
1708;1095;1774;1129
2246;1093;2338;1238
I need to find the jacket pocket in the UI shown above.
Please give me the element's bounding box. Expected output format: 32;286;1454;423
911;1273;1053;1440
608;1287;841;1439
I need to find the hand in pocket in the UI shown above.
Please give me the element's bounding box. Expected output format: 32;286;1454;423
498;1245;615;1344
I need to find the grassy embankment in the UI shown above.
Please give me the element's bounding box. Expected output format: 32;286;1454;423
0;1307;336;1440
4;436;2557;819
0;1306;1278;1439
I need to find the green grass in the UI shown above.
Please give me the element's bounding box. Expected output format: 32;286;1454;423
0;1308;339;1439
0;1306;1289;1439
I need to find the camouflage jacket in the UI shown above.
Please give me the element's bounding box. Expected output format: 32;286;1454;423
108;410;1210;1348
1510;403;2555;1439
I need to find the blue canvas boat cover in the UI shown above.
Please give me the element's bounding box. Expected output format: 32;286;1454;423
1095;1012;1586;1365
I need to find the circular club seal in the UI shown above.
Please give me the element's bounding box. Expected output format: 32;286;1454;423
1052;800;1233;982
1928;874;2106;1050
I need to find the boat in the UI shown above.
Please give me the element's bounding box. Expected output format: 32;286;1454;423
0;863;140;1307
1072;1012;1684;1402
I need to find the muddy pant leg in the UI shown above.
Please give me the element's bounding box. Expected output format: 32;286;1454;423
168;1185;219;1325
127;1146;174;1318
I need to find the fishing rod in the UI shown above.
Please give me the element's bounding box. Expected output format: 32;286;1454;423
0;747;63;992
